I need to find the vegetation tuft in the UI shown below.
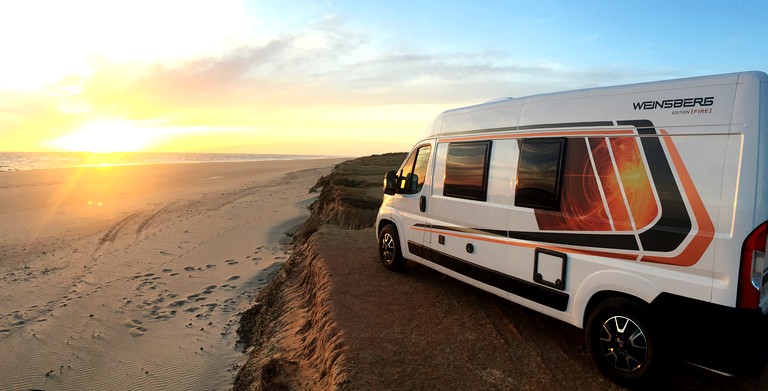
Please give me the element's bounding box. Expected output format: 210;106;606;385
296;152;406;240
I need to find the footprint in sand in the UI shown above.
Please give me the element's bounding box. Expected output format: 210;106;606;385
226;275;240;282
162;268;173;273
205;264;216;269
183;266;196;272
124;319;148;337
149;309;177;321
225;259;238;266
124;319;143;327
184;306;200;313
169;300;187;308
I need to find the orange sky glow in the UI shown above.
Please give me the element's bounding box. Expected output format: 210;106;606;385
0;1;445;156
4;1;766;157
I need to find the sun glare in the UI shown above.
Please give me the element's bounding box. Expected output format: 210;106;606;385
52;120;156;153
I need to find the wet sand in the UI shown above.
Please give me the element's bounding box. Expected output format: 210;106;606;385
0;158;343;390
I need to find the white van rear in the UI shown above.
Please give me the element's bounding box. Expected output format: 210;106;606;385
376;71;768;383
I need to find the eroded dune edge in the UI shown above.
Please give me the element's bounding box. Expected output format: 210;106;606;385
233;153;405;391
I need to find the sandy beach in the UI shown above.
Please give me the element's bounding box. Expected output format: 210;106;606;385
0;158;344;390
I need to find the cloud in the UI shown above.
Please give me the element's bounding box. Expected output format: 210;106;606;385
65;11;683;119
0;10;684;154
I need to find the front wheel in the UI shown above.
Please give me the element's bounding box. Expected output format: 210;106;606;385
379;224;406;271
585;298;661;384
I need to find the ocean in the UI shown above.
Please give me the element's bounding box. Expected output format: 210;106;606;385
0;151;333;172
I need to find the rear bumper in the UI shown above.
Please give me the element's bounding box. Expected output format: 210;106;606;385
652;293;768;377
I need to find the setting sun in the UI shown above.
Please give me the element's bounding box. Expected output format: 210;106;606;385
51;120;156;153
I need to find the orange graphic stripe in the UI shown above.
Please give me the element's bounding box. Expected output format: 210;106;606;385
439;129;635;143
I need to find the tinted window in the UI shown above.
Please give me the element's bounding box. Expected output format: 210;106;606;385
443;141;491;201
398;145;431;194
412;146;431;192
515;138;566;210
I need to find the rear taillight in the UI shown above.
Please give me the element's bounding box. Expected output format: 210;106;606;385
738;221;768;309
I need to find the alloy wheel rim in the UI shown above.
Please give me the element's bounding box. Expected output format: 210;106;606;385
381;233;395;263
598;315;648;372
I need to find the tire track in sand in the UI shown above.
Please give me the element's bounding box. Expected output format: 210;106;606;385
96;212;141;251
135;203;175;237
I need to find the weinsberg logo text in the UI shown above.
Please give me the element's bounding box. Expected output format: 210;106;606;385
633;97;714;110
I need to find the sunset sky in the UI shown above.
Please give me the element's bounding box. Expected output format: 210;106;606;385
1;0;767;156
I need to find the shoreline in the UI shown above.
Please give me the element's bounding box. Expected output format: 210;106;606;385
0;151;349;172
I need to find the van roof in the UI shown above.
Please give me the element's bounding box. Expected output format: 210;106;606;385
422;71;767;139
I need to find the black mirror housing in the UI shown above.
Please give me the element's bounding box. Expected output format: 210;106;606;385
383;170;398;195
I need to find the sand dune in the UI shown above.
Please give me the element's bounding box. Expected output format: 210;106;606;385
0;159;343;390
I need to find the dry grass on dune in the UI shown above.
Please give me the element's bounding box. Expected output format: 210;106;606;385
295;153;406;239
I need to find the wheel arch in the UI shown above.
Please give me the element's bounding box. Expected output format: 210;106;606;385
582;291;651;330
376;218;396;236
574;271;660;329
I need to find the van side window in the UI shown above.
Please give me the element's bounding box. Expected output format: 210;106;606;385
515;138;567;211
443;141;492;201
397;145;432;194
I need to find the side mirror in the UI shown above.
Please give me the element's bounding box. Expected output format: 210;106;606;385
384;170;398;195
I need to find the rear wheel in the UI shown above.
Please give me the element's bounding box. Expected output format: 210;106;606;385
379;224;406;271
585;298;660;384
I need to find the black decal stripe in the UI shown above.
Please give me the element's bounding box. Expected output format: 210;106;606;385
407;240;424;258
422;224;638;251
409;241;569;311
618;121;692;252
507;231;639;251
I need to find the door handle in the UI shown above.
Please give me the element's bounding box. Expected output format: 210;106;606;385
419;196;427;212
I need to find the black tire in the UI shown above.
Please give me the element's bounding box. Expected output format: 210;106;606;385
585;297;661;385
379;224;407;271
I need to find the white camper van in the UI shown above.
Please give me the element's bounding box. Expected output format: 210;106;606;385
375;71;768;383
